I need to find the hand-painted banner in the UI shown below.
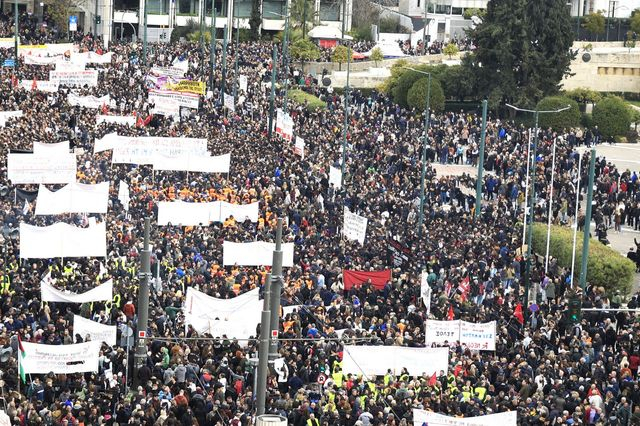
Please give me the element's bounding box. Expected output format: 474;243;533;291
41;277;112;303
96;115;136;126
68;93;110;109
20;222;106;258
412;409;517;426
343;207;367;244
50;70;98;87
342;345;449;377
223;241;294;267
150;66;186;78
20;341;102;374
294;137;305;159
343;269;391;290
73;315;117;346
8;153;76;184
165;80;205;95
35;182;109;215
20;80;59;92
425;320;460;346
148;89;199;110
424;320;496;351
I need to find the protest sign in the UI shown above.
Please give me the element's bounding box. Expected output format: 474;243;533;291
0;110;23;127
421;271;432;314
8;153;76;184
41;278;112;303
152;153;231;173
33;141;69;155
342;346;448;377
343;270;391;290
35;182;109;215
460;320;497;351
96;115;136;126
343;207;368;244
413;409;517;426
166;80;205;95
294;137;305;159
329;166;342;189
223;241;294;267
73;315;117;346
425;320;460;346
50;70;98;87
224;93;235;111
20;341;101;374
148;89;199;110
19;80;59;92
150;66;186;78
20;222;107;259
68;93;110;109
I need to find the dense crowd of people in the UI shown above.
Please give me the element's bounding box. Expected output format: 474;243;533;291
0;11;639;426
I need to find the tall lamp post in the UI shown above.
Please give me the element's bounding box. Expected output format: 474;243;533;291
340;41;352;187
505;103;571;305
267;10;291;112
402;67;432;238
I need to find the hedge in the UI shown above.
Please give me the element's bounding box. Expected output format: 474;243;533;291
289;89;326;112
531;223;635;294
592;96;631;138
536;96;581;130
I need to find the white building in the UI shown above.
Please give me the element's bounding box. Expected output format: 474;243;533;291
570;0;640;19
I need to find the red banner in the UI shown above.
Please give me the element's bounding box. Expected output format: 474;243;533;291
343;269;392;290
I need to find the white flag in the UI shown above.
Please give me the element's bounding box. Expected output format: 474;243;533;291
224;93;235;112
117;180;130;212
22;199;29;215
294;136;305;159
98;261;107;279
421;271;432;314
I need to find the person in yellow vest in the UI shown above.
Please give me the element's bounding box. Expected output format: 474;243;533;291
306;413;320;426
460;381;473;402
474;381;487;402
332;364;344;388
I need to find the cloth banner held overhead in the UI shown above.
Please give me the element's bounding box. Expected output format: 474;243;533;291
460;320;496;351
117;180;130;211
20;222;107;258
0;110;23;127
152;153;231;173
343;269;391;290
412;409;517;426
184;287;261;342
96;115;136;126
8;153;76;184
157;200;259;226
342;345;448;377
223;241;295;267
35;182;109;215
71;51;114;64
19;341;101;375
67;93;111;109
72;315;117;346
425;320;460;346
343;207;368;244
329;166;342;189
33;141;69;155
166;80;206;95
223;94;235;112
275;108;293;141
23;55;58;65
150;66;186;78
148;89;199;110
420;272;431;314
41;278;112;303
19;80;59;92
49;70;98;87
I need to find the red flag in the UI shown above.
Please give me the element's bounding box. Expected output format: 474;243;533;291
101;103;109;114
143;114;153;126
11;75;17;88
447;305;454;321
514;303;524;325
136;115;144;128
343;269;392;290
17;333;25;353
428;372;437;386
31;77;37;91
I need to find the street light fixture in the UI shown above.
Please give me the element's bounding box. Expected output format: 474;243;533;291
505;103;571;305
402;66;432;238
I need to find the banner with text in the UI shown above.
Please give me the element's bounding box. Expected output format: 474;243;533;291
343;207;368;244
8;153;76;184
424;320;496;351
412;409;517;426
68;93;110;109
50;70;98;87
425;320;460;346
342;345;448;377
73;315;117;346
20;341;101;374
20;80;59;92
223;241;294;267
148;89;199;112
96;115;136;126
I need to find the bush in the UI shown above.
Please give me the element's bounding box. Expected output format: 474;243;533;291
407;77;445;113
290;38;320;62
289;89;326;111
331;45;350;71
531;223;635;295
592;96;631;138
581;112;593;128
536;96;581;130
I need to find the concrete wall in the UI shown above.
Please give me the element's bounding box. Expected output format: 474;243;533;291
564;43;640;92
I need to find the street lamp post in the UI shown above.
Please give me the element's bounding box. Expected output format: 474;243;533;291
267;10;291;113
402;67;432;237
268;45;278;139
340;41;352;187
220;24;228;103
474;100;488;219
232;16;240;100
210;7;216;92
505;103;571;305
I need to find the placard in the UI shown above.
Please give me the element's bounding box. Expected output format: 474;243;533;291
329;166;342;189
73;315;117;346
294;136;305;159
425;320;460;346
343;207;367;244
460;320;496;351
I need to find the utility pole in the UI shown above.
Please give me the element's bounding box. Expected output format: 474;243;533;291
14;0;18;69
302;0;307;39
340;42;351;187
282;0;290;113
474;100;487;219
220;24;228;103
341;0;346;38
199;0;205;77
232;16;240;100
268;45;277;139
524;111;538;305
268;219;284;358
133;218;151;388
255;272;272;416
143;0;148;65
94;0;99;36
579;148;596;291
210;8;216;92
421;0;428;54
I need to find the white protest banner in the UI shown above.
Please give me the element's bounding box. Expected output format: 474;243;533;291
8;153;76;184
73;315;117;346
33;141;69;155
219;201;259;223
294;136;305;159
157;201;214;226
41;279;112;303
152;153;231;173
223;241;294;267
35;182;109;215
421;272;432;314
96;115;136;126
20;222;107;258
23;55;57;65
239;75;248;92
329;166;342;189
68;93;110;109
148;89;199;110
342;346;448;377
460;321;496;351
0;110;23;127
151;96;181;116
20;341;101;374
343;207;368;244
184;287;261;341
19;43;74;57
224;93;235;112
0;37;18;48
118;180;130;211
0;410;10;426
412;409;517;426
275;109;294;141
71;51;114;64
95;134;208;163
55;60;85;71
425;320;460;346
150;66;186;78
20;80;59;92
50;70;98;87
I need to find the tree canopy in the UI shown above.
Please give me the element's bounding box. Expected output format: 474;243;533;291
464;0;575;109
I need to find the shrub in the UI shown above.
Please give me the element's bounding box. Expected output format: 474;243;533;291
531;223;635;295
331;45;350;71
289;89;326;111
443;43;459;59
592;96;631;138
535;96;581;130
290;38;320;62
407;77;445;113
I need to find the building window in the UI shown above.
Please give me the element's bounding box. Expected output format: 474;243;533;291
319;0;340;21
234;0;252;17
205;0;226;15
147;0;169;14
435;3;450;14
417;0;420;8
263;0;285;18
178;0;198;15
451;6;462;15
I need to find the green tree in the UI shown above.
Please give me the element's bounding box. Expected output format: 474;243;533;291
370;47;384;67
592;96;631;138
439;65;475;101
464;0;575;109
443;43;459;59
564;88;602;105
332;45;350;71
290;38;320;62
631;9;640;33
582;11;605;40
249;0;262;40
463;8;486;20
536;96;581;130
407;77;445;113
290;0;317;31
44;0;87;32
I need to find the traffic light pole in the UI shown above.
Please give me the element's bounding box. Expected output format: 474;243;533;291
133;218;151;388
268;219;284;359
579;148;596;291
268;45;277;139
474;99;487;219
210;8;216;92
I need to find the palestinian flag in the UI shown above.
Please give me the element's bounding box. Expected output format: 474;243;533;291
17;334;26;383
